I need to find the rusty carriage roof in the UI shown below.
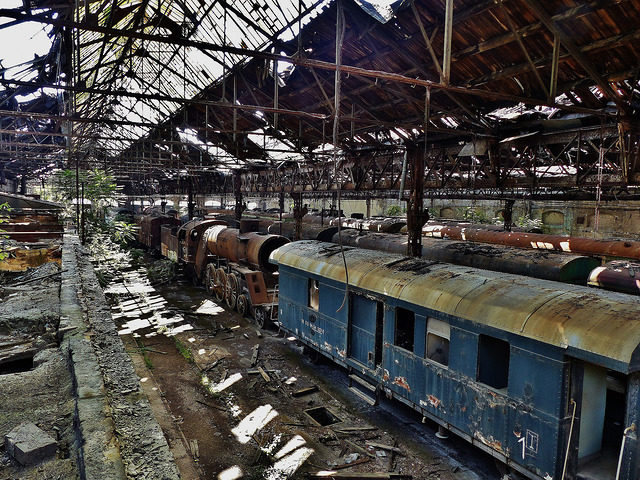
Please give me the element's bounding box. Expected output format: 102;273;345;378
271;240;640;372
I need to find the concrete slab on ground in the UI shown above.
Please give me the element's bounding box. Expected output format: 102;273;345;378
4;422;57;466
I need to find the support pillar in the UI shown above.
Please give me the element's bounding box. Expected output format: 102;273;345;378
366;196;371;218
406;146;429;257
292;192;307;241
234;173;245;221
278;190;285;236
187;177;194;220
503;199;515;232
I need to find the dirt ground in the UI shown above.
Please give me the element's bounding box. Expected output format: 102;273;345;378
109;271;498;480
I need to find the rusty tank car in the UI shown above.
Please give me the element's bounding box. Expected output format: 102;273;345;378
332;229;600;284
424;223;640;260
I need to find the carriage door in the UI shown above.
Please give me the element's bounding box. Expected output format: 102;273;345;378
349;294;383;369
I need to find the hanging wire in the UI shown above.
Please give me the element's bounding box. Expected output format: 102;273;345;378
333;0;349;313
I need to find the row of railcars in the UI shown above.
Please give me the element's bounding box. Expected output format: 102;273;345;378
270;240;640;480
134;214;289;325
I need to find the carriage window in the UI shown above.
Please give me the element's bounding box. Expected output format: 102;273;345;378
308;279;319;311
426;318;449;366
477;335;510;390
394;307;415;352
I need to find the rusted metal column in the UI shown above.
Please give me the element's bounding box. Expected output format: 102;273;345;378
234;173;244;221
502;199;515;232
406;145;429;257
187;176;194;220
278;189;284;236
292;192;307;241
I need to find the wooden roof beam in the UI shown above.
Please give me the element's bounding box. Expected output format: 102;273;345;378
522;0;620;103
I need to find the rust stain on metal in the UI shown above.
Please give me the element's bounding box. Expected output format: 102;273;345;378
475;431;504;453
393;376;411;392
427;394;441;408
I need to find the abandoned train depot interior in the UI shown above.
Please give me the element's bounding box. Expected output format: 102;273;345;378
2;0;640;479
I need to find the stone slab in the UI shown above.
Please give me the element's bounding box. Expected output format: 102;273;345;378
4;422;57;466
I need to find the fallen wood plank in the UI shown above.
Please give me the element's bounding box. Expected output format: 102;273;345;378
189;439;199;459
247;369;279;375
366;442;404;455
292;385;319;397
250;344;259;366
332;426;378;433
333;456;371;470
257;366;271;382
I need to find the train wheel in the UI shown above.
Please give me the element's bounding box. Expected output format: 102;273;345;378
237;294;248;316
226;273;239;309
205;264;216;295
214;268;226;303
254;307;268;329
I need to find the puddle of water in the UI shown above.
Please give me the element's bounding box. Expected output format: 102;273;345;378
231;404;278;444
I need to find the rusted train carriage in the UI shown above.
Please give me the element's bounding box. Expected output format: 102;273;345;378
135;213;181;251
271;241;640;480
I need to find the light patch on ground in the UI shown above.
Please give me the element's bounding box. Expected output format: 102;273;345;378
274;435;307;460
265;446;314;480
202;372;243;394
164;324;194;336
232;405;278;444
217;465;243;480
118;318;152;335
195;299;225;315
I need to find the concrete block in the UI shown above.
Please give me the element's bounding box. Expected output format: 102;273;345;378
4;423;57;465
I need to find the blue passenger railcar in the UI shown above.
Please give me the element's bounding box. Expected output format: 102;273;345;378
271;241;640;480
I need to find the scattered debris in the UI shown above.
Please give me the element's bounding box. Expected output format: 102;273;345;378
189;439;199;459
366;442;404;455
257;366;271;382
250;344;259;366
292;385;319;397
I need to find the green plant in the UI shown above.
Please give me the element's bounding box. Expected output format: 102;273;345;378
516;215;543;231
111;221;136;245
386;205;404;216
461;206;491;224
174;337;193;363
143;352;154;370
46;168;121;240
